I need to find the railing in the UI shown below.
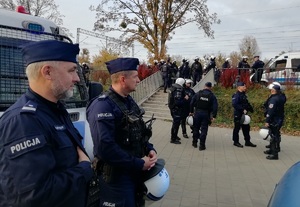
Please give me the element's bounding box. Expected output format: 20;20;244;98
130;71;163;105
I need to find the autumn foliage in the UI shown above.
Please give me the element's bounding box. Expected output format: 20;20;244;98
219;68;251;88
138;64;160;81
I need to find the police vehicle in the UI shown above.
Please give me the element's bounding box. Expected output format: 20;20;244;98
260;52;300;85
0;7;101;157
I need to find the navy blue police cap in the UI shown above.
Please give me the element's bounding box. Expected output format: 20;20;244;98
237;82;245;87
205;82;212;88
272;84;280;91
21;40;80;66
105;58;139;74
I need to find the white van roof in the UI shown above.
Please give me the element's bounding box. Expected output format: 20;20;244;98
0;8;61;34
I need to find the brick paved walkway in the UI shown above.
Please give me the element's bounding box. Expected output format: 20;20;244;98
146;120;300;207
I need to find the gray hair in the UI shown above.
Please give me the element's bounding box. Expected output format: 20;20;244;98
26;61;59;81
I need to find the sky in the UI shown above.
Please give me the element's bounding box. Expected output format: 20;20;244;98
55;0;300;63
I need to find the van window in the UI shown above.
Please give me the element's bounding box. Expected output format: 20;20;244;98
292;59;300;72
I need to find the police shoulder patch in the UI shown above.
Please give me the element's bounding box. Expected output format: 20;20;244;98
5;135;46;159
269;104;274;108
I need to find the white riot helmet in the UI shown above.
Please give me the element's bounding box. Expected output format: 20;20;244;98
240;114;251;125
186;115;193;127
143;159;170;201
175;78;185;87
267;82;281;90
259;127;270;140
185;79;193;86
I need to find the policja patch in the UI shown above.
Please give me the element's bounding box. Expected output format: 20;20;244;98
5;135;46;159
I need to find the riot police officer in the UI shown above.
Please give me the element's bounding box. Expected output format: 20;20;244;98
232;82;256;148
87;58;157;206
180;59;191;79
181;79;195;138
204;55;216;74
160;59;171;93
190;82;218;150
263;84;286;160
0;40;93;207
191;57;203;86
238;56;250;76
168;78;189;144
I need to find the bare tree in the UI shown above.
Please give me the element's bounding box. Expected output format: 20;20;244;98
239;35;260;63
0;0;72;37
90;0;220;61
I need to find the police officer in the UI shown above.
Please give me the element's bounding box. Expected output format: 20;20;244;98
232;82;256;148
238;56;250;76
204;55;216;74
222;58;231;69
179;59;191;79
0;40;93;207
181;79;195;138
160;59;171;93
86;58;157;206
251;55;265;83
190;82;218;150
168;78;189;144
263;84;286;160
191;57;203;86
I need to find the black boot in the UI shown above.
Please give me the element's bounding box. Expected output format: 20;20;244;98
183;134;188;138
192;140;197;148
266;141;278;160
199;144;206;151
170;139;181;144
265;144;270;148
245;141;257;147
264;149;272;154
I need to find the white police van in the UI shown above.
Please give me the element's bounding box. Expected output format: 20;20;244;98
260;52;300;85
0;8;101;157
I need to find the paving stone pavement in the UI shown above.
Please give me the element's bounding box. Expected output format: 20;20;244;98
145;119;300;207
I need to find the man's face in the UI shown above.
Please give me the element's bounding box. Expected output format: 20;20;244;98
124;71;140;93
50;62;80;100
238;85;246;92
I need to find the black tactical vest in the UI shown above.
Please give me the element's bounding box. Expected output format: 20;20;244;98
106;91;147;158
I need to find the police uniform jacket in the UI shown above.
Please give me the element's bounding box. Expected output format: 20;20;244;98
265;93;286;124
232;91;253;118
251;60;265;70
190;89;218;118
86;88;155;174
0;89;93;207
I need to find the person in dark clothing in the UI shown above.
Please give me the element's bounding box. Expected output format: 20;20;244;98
181;79;195;138
251;55;265;83
180;59;191;79
222;58;231;70
263;83;286;160
238;56;250;76
160;59;171;93
191;57;203;86
87;58;157;206
168;78;189;144
170;60;179;84
232;82;256;148
190;82;218;150
0;40;93;207
204;56;216;75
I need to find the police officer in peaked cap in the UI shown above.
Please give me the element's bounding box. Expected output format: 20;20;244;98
86;58;157;206
232;82;256;148
0;40;93;207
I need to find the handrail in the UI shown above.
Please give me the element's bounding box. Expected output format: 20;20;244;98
130;71;163;105
192;69;216;92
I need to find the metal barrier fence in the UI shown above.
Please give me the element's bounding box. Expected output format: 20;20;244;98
130;71;163;105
